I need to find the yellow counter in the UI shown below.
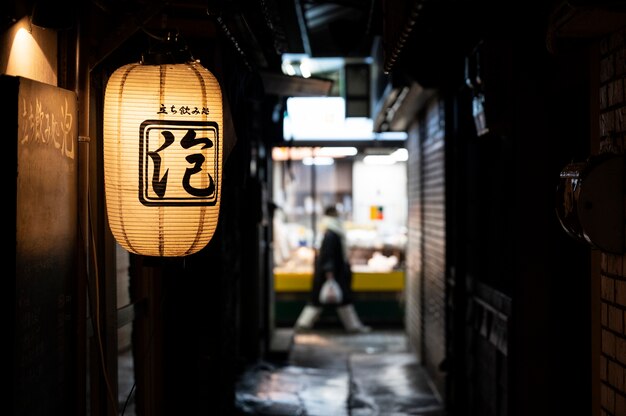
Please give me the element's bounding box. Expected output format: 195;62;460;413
274;270;405;292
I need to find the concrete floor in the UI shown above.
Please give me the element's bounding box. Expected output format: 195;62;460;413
235;328;444;415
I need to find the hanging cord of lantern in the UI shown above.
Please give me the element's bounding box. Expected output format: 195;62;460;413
139;28;195;65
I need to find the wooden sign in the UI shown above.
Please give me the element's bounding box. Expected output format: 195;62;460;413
3;75;78;415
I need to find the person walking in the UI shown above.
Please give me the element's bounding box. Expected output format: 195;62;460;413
294;205;371;333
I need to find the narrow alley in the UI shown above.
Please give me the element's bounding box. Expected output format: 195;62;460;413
7;1;626;416
234;329;443;415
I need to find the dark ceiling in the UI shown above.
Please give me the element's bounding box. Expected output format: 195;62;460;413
173;0;383;72
16;1;625;98
12;0;626;136
3;0;485;88
84;0;384;74
272;0;381;58
4;0;380;61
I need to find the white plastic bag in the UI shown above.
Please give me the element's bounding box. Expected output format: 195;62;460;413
319;278;343;304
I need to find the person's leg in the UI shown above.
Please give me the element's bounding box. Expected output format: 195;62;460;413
337;304;371;333
294;303;322;331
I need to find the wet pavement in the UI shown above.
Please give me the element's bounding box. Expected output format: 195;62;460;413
235;329;444;415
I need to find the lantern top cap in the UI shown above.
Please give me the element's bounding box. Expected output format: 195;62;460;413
141;31;194;65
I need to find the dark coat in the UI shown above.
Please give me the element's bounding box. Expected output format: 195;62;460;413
310;229;353;306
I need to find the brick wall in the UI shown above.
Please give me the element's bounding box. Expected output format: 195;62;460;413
600;256;626;416
599;28;626;416
406;96;447;397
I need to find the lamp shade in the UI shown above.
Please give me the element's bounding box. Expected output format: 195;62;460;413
104;60;223;257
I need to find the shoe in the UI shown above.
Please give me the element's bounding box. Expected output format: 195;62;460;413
294;305;322;331
347;325;372;334
337;304;371;333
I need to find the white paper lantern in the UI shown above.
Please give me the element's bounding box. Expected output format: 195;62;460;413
104;60;223;257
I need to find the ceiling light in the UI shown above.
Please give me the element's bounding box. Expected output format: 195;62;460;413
303;156;334;166
392;148;408;161
315;147;358;157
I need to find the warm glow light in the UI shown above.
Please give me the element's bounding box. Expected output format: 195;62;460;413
104;60;223;257
4;18;56;85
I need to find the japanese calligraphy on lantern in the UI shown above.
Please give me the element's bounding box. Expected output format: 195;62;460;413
139;120;219;206
103;60;223;256
157;104;210;116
